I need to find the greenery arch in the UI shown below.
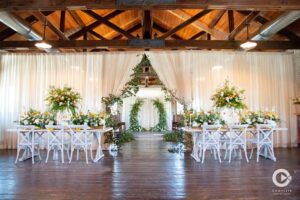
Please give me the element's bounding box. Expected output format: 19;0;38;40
129;98;168;132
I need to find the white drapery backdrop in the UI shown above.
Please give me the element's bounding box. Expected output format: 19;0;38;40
121;87;172;131
0;51;298;148
148;51;297;147
0;53;139;149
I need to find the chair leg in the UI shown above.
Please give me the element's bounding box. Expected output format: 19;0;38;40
249;143;254;159
243;145;249;163
256;146;260;162
69;147;74;164
15;147;21;164
85;147;88;164
45;147;51;163
31;147;34;164
213;149;217;160
229;145;233;163
76;148;79;161
37;146;42;161
202;147;206;164
61;145;64;163
90;146;93;160
217;147;222;163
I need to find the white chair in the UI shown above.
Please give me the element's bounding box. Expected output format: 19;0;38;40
15;125;41;164
198;125;222;163
225;125;249;163
45;125;70;163
249;124;277;162
68;125;93;164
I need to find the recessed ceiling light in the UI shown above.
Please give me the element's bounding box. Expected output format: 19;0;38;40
240;41;257;51
35;42;52;49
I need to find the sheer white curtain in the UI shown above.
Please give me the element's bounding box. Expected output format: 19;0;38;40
149;51;297;147
0;52;139;149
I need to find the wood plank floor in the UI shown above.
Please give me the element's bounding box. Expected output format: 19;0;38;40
0;135;299;200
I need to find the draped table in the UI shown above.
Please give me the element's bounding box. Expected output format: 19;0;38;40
183;127;287;162
7;127;113;163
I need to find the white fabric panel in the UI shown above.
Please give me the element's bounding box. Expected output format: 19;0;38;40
148;51;297;147
0;52;139;149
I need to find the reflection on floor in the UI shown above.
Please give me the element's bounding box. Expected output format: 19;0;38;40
0;133;299;199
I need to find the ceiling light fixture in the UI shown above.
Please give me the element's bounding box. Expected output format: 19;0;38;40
240;20;257;51
35;16;52;49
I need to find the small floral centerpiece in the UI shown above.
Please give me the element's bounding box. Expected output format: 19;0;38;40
19;109;56;128
184;109;196;127
211;80;247;109
240;111;279;125
45;86;81;115
71;111;107;128
195;110;224;126
293;97;300;104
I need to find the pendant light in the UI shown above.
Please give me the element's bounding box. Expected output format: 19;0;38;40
240;20;257;51
35;16;52;49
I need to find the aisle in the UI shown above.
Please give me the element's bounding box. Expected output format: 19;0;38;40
0;135;299;199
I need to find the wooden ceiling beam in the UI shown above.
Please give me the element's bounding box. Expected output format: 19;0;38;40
32;11;69;40
159;10;211;39
69;10;124;40
1;0;300;11
112;23;142;40
1;40;299;50
142;10;153;39
228;10;235;33
227;11;260;40
208;10;226;28
238;11;300;41
89;30;107;40
152;23;183;40
59;11;65;32
189;31;206;40
82;10;135;39
167;10;228;40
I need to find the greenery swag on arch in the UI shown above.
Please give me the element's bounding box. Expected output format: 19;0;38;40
129;98;168;132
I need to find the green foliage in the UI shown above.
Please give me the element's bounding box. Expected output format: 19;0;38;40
45;86;81;115
104;131;135;149
129;99;144;131
163;131;183;143
105;114;120;129
151;99;168;131
211;80;247;109
101;94;123;112
71;111;106;128
121;54;152;98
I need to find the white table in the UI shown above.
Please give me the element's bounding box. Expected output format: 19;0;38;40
7;127;113;163
183;127;287;162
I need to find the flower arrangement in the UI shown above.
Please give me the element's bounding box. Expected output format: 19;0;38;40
45;86;81;115
195;110;224;126
211;80;247;109
293;97;300;104
71;111;107;128
240;111;279;125
19;109;56;128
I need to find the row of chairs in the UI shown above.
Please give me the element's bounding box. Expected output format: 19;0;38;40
198;124;277;163
15;125;94;164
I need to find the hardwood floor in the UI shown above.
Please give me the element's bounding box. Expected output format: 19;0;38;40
0;135;299;200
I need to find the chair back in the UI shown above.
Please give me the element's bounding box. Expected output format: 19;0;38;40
256;124;276;145
228;124;248;144
202;124;222;143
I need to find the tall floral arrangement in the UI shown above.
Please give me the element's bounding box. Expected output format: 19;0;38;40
211;80;247;109
45;86;81;115
19;109;56;128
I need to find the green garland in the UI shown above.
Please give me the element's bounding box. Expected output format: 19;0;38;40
129;99;144;131
151;99;168;131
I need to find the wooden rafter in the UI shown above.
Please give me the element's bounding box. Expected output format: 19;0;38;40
208;10;226;28
59;11;65;32
68;10;94;40
82;10;135;39
152;23;183;40
1;0;300;11
189;31;206;40
142;10;152;39
32;11;69;40
69;10;124;40
113;23;142;40
167;10;228;40
159;10;211;39
228;10;234;33
89;30;107;40
1;40;299;50
227;11;260;40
